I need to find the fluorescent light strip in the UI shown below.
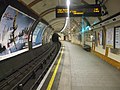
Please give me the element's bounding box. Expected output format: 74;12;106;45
67;0;70;17
61;0;70;32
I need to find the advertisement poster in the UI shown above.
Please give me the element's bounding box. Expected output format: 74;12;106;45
98;30;102;45
114;26;120;48
106;28;114;48
0;5;35;56
92;31;96;42
44;28;52;43
32;22;46;47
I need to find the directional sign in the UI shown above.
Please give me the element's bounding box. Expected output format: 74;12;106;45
56;4;102;17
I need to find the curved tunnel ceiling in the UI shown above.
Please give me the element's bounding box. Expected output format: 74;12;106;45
20;0;120;33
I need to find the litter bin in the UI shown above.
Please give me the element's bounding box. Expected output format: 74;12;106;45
83;44;91;52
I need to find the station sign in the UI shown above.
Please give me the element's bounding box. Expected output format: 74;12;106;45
56;4;102;17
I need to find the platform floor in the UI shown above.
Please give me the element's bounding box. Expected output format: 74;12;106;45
52;41;120;90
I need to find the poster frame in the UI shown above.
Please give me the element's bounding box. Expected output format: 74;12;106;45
114;26;120;49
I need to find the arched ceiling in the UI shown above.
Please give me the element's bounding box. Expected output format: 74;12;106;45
49;18;65;32
20;0;120;33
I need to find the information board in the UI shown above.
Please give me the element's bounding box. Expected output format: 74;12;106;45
56;4;101;17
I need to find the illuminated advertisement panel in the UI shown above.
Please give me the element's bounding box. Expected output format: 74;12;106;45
0;5;35;56
32;22;46;47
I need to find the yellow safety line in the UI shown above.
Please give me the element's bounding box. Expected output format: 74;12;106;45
47;48;64;90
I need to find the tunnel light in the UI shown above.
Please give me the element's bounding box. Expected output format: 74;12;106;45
68;31;70;34
86;26;92;31
89;27;92;30
90;35;94;41
61;0;70;32
90;35;93;40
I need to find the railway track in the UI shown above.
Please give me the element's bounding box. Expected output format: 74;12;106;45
0;42;61;90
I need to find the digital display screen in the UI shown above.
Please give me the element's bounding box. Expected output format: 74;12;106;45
56;5;101;17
